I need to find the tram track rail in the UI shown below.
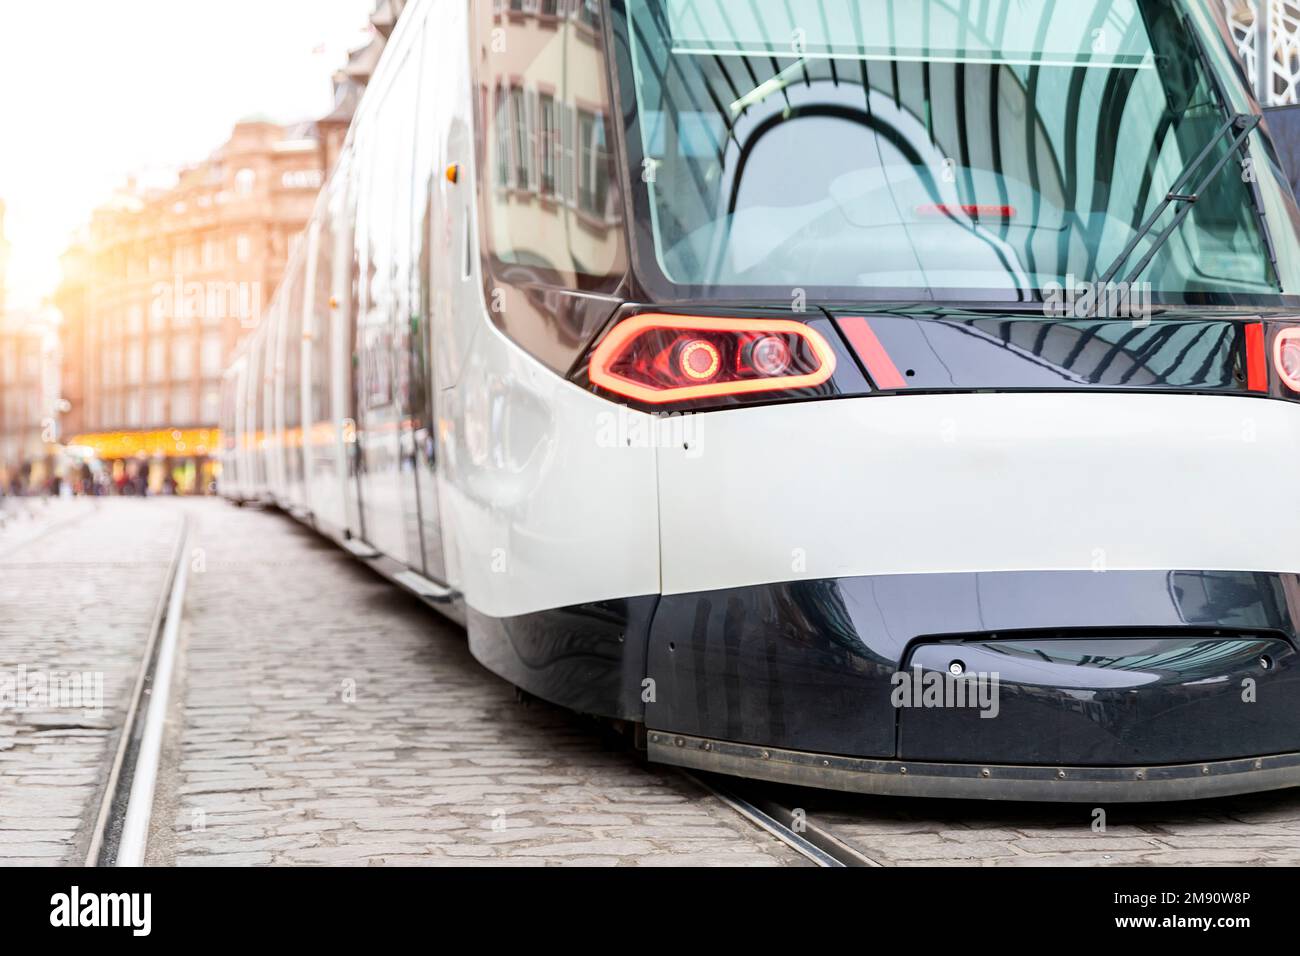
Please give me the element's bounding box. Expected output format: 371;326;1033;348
682;770;882;867
84;515;192;867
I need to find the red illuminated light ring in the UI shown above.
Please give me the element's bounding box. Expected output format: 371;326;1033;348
589;314;838;404
1274;327;1300;392
676;339;722;381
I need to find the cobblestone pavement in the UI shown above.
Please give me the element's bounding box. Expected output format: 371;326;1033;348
0;499;183;865
791;787;1300;866
151;500;803;866
0;496;94;554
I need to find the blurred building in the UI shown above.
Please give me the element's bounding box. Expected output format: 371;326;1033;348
54;0;405;494
57;120;325;493
0;308;60;492
0;202;59;491
319;0;408;173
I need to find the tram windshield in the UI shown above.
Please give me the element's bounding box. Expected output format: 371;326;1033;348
613;0;1300;302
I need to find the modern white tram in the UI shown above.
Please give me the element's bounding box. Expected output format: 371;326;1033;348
223;0;1300;800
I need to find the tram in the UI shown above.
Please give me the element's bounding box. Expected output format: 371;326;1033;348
222;0;1300;800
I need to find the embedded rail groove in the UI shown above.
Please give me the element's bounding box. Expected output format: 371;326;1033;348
84;515;191;867
682;770;880;867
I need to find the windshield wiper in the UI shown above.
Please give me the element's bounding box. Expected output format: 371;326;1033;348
1098;112;1264;287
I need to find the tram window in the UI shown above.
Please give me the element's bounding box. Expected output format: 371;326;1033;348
310;200;334;424
283;257;305;430
614;0;1298;300
473;1;627;292
353;123;391;410
387;52;418;413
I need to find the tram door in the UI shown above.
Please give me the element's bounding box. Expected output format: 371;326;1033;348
389;41;434;576
354;32;446;575
405;13;449;585
352;73;411;565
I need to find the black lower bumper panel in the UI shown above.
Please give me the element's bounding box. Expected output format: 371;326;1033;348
649;731;1300;802
467;569;1300;799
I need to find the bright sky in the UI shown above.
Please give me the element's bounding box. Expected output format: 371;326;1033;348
0;0;376;310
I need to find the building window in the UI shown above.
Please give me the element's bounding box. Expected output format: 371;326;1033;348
127;304;144;335
127;342;143;383
201;388;220;424
103;349;120;387
148;340;166;382
173;288;194;329
281;169;323;189
538;93;559;196
126;390;142;426
510;86;530;189
578;0;601;30
494;87;511;188
201;333;223;376
171;386;193;424
235;168;256;196
236;234;251;262
172;337;193;380
578;109;610;218
147;388;166;425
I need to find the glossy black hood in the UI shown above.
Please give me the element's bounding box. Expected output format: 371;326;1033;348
826;308;1300;399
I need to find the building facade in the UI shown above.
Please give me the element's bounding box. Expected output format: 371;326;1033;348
58;121;325;493
0;308;60;492
0;201;61;491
